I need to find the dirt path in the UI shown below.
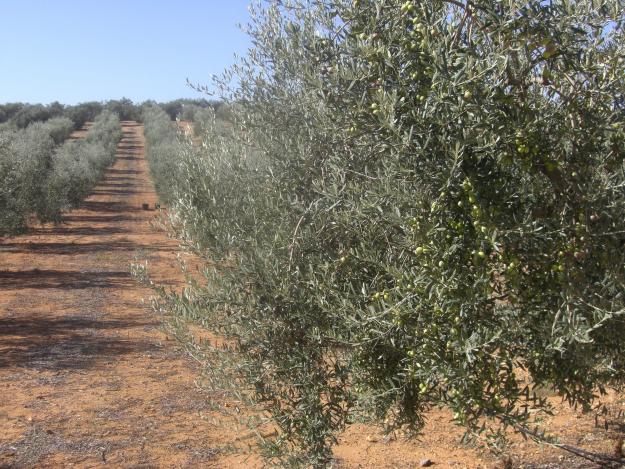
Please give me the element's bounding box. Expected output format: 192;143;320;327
0;122;253;468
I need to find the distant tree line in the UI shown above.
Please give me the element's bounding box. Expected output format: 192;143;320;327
0;98;227;130
0;101;102;130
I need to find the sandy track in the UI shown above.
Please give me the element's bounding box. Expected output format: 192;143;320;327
0;122;253;468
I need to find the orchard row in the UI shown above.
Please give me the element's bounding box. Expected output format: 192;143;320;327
0;111;122;233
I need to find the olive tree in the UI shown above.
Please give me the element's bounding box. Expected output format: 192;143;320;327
42;117;75;145
143;0;625;466
63;102;104;129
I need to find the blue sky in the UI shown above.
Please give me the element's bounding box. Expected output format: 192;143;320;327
0;0;252;104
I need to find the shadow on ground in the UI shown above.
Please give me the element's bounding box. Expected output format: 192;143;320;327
0;240;128;255
0;269;132;289
0;314;156;370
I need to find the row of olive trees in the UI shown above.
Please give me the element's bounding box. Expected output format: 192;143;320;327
142;105;185;203
143;1;625;466
0;111;122;234
0;117;76;232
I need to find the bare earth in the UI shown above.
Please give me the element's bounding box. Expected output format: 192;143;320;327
0;122;622;468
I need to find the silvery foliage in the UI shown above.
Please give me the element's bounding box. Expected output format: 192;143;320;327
145;0;625;466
